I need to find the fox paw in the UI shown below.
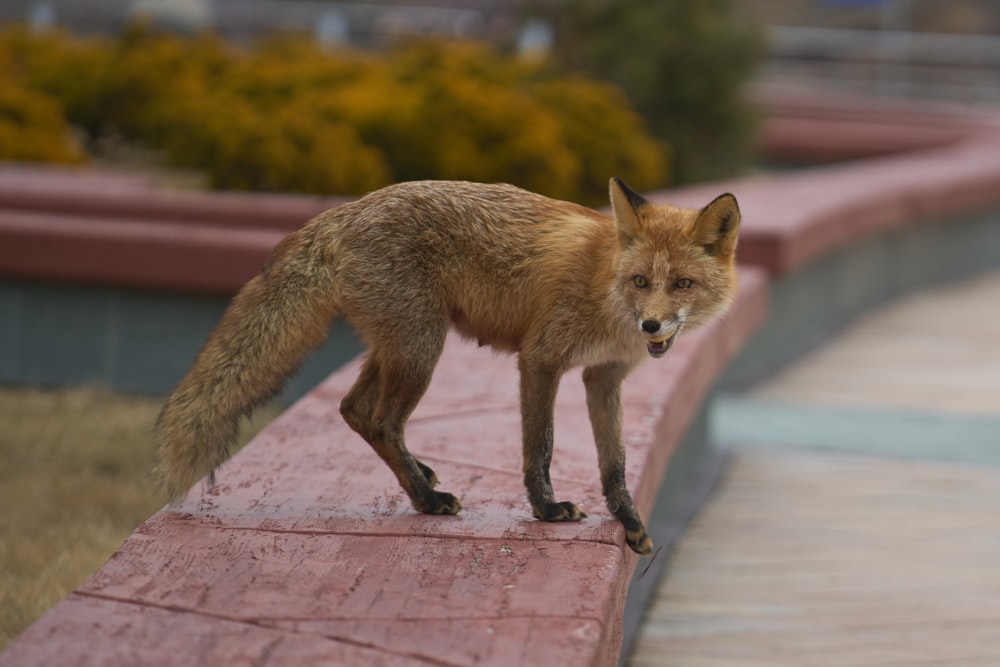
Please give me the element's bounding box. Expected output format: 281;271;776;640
627;529;653;555
415;491;462;515
416;461;439;488
534;501;587;522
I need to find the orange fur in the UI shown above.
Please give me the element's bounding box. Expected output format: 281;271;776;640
154;179;740;555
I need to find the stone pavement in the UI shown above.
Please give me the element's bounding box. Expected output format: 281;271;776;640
625;268;1000;666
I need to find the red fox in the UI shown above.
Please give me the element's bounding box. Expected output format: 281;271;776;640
154;178;740;555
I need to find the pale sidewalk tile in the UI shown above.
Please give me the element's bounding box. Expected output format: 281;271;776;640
625;451;1000;667
754;268;1000;417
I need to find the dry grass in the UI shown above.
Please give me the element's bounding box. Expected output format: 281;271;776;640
0;386;279;650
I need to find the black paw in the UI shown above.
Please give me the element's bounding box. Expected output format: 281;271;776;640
534;501;587;522
415;490;462;515
627;528;653;555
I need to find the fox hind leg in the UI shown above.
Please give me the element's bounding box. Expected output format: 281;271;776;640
339;355;381;438
339;336;457;515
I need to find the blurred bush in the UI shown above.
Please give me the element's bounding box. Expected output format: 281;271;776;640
0;78;85;164
0;25;669;203
0;29;85;164
537;0;764;184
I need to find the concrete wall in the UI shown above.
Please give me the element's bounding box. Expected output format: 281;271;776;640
0;280;362;400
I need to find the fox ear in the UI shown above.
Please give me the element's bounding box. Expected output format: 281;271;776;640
609;177;648;245
694;193;740;259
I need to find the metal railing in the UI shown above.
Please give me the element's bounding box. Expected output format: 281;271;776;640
766;25;1000;103
0;0;498;44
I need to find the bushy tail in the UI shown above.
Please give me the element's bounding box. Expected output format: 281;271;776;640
154;225;341;503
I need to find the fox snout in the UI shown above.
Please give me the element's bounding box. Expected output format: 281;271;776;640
637;315;682;358
637;315;680;337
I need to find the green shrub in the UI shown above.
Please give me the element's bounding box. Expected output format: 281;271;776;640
538;0;764;184
529;75;668;199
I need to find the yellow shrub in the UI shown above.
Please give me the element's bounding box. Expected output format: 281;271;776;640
0;27;670;202
166;92;390;193
319;44;581;199
0;78;84;164
531;76;670;200
97;26;231;142
0;25;110;138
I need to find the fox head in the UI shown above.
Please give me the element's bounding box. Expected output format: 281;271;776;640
609;177;740;358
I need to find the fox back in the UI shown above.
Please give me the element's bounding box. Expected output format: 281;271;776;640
322;179;739;369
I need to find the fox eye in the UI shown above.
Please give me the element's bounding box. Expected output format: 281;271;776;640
633;275;648;288
675;278;693;289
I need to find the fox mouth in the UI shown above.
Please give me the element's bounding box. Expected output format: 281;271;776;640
646;333;676;358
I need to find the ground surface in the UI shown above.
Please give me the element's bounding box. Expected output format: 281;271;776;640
0;387;277;650
626;268;1000;666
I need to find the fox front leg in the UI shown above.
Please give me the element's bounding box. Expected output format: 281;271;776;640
583;362;653;555
519;358;587;522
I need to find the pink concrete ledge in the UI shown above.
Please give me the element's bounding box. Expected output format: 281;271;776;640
6;127;1000;296
754;84;1000;163
1;269;769;667
659;137;1000;276
0;163;348;230
0;163;350;294
0;165;349;294
0;208;282;294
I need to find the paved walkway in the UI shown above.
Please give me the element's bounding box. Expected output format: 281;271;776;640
626;268;1000;667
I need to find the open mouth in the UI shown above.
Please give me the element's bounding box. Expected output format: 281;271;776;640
646;333;676;358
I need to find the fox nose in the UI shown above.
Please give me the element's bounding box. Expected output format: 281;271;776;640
641;318;661;334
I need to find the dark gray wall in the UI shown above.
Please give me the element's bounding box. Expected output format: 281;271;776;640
722;209;1000;390
0;282;363;402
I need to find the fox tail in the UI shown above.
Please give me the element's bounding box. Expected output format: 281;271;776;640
153;224;341;503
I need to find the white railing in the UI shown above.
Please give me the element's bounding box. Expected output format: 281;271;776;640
766;25;1000;103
